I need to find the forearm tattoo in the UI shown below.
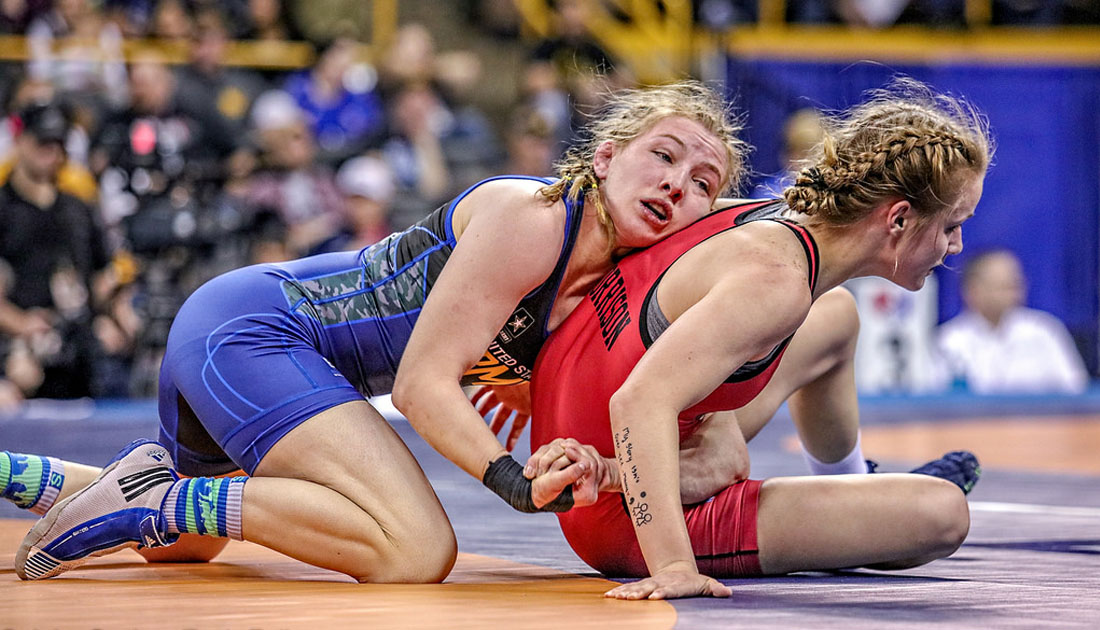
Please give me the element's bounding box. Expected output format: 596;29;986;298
614;426;652;527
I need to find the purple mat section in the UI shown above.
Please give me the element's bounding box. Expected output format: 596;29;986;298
3;394;1098;629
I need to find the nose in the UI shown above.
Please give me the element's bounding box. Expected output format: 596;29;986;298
662;177;684;203
947;228;963;256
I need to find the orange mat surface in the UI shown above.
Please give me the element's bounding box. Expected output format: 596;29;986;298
0;519;676;629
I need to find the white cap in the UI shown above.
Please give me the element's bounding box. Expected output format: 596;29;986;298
336;156;396;202
251;90;304;132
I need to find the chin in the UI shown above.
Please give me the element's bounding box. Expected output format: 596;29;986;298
887;274;923;291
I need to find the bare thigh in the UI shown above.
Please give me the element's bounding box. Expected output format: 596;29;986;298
247;400;457;582
756;474;970;574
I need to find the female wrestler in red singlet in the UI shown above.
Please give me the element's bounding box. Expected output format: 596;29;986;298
522;78;992;600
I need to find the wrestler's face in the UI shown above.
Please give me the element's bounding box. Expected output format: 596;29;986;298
894;174;983;291
593;116;727;250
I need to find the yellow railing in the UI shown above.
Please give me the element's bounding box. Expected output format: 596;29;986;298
514;0;696;81
0;0;397;70
514;0;1100;83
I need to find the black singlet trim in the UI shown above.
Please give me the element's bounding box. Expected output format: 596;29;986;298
533;188;586;336
637;201;820;384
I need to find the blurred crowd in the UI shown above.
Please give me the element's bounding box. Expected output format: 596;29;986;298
0;0;1093;408
0;0;625;405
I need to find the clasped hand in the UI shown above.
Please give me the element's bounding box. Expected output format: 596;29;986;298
524;437;620;508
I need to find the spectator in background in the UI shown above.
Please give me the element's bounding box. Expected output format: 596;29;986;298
0;0;49;33
524;0;632;147
379;22;500;195
237;0;303;41
0;102;116;399
381;81;455;228
283;36;386;167
175;7;269;140
150;0;194;42
26;0;130;113
504;105;556;177
0;259;32;411
936;249;1089;394
751;107;825;198
242;89;345;256
311;154;396;254
92;53;248;245
0;76;98;202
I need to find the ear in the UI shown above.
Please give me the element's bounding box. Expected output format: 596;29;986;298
886;199;912;238
592;140;614;179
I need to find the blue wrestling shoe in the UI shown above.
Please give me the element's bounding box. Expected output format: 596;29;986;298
909;450;981;495
15;439;180;580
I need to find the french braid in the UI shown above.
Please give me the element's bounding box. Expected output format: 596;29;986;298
785;78;992;226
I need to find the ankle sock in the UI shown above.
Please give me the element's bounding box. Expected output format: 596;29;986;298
163;476;246;540
802;433;869;475
0;451;65;515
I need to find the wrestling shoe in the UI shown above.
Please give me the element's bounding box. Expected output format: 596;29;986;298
15;439;179;580
909;450;981;495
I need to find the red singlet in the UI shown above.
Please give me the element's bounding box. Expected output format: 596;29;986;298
530;199;819;577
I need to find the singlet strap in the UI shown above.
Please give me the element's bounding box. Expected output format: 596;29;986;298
771;219;820;293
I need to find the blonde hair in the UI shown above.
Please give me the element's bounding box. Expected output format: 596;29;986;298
538;80;746;246
784;77;992;226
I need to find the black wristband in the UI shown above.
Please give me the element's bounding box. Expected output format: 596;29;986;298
482;455;574;513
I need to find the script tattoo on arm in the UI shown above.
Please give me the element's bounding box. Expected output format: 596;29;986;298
614;426;652;527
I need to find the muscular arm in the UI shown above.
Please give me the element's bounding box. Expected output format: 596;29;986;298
607;227;811;599
529;410;748;504
391;180;579;503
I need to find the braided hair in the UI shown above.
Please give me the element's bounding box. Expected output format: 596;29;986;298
784;78;992;227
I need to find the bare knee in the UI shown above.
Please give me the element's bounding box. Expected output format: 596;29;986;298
867;479;970;571
911;480;970;561
354;524;457;584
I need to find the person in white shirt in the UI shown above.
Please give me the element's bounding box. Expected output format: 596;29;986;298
937;249;1089;394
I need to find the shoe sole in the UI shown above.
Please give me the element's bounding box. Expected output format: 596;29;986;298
15;440;156;580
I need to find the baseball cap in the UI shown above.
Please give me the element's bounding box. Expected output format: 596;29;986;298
250;89;304;133
18;103;70;144
336;156;396;202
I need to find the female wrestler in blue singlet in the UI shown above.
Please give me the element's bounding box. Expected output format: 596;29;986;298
12;80;746;583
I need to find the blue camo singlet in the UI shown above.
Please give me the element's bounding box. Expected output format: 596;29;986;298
158;175;586;475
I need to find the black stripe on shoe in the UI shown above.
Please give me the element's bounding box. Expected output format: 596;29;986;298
118;467;175;502
25;552;60;579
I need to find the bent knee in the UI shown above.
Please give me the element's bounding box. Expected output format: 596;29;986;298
918;480;971;558
357;532;457;584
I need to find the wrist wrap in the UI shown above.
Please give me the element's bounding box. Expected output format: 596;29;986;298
482;455;574;513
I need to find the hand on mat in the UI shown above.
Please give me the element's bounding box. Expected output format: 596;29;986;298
470;384;531;451
604;566;731;601
525;438;618;506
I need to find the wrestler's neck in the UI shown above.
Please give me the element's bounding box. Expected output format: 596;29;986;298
801;219;896;298
548;209;619;329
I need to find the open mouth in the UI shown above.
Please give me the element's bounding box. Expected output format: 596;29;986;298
642;201;668;222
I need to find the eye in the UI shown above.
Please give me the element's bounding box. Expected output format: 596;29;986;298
695;179;711;193
654;150;672;163
946;225;960;234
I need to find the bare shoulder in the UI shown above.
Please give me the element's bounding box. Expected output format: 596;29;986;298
660;221;813;327
679;220;812;291
452;178;560;239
